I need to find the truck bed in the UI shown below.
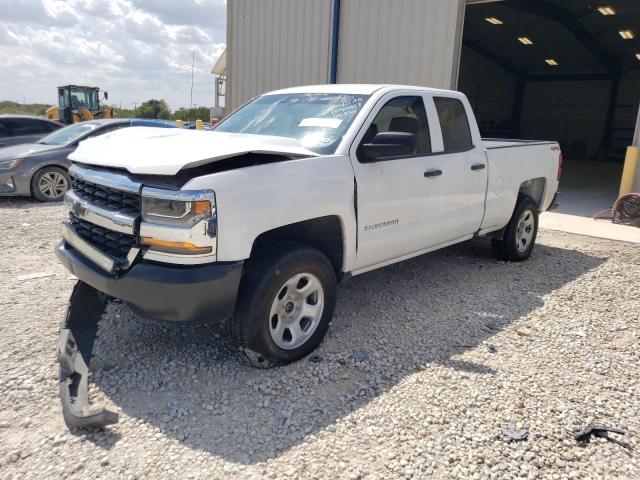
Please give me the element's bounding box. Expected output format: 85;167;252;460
482;138;557;150
479;139;561;234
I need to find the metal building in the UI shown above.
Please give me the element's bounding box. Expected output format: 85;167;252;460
226;0;465;111
223;0;640;197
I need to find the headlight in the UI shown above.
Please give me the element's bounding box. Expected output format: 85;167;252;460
0;158;23;170
142;197;212;227
140;188;217;258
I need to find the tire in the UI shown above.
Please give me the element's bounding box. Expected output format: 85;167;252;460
491;196;539;262
228;242;337;367
31;166;70;202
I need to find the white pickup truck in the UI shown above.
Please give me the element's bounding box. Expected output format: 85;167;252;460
56;84;561;428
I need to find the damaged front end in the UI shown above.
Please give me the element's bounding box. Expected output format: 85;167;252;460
57;281;118;429
55;164;242;429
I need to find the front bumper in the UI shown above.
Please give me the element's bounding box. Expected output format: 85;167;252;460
58;281;118;429
56;240;243;324
0;170;31;195
56;245;243;429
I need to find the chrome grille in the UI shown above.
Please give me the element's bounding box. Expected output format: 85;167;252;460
71;177;141;216
68;213;136;261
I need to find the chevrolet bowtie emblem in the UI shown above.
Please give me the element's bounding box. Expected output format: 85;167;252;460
71;200;87;217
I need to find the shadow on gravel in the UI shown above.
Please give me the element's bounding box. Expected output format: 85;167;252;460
87;238;604;464
0;196;63;210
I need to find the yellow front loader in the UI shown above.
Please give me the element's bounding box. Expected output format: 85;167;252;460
45;85;114;124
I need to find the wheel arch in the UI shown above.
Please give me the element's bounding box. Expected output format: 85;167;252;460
249;215;346;280
518;177;546;209
31;161;70;179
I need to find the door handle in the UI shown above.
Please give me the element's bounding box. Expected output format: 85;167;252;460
471;163;486;171
424;169;442;178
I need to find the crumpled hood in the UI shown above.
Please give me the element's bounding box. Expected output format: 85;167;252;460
0;143;58;161
68;127;319;175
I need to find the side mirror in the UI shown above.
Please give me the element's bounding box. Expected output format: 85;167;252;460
103;91;109;100
361;132;415;161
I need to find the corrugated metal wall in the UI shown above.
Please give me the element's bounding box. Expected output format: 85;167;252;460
227;0;333;111
226;0;466;111
337;0;465;88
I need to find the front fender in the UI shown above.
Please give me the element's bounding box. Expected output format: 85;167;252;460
184;155;358;271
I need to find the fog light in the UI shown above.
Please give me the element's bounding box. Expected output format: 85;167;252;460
5;178;14;189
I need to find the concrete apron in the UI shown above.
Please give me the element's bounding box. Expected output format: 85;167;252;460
540;211;640;244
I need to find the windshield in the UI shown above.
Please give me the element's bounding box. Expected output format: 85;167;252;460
59;87;99;111
214;93;369;154
39;123;99;146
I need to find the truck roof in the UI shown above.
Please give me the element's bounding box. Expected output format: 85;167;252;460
265;84;459;96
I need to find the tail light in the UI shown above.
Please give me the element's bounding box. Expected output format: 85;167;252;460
557;152;563;181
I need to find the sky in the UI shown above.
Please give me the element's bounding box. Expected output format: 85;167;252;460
0;0;227;110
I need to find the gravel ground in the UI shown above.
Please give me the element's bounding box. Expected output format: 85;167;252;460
0;197;638;480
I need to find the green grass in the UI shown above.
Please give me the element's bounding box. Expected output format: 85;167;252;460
0;101;51;116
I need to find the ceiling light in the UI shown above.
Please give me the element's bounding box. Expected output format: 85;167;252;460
619;30;635;39
597;6;616;15
518;37;534;45
636;53;640;61
545;59;559;66
485;17;503;25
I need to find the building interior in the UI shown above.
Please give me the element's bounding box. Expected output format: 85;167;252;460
458;0;640;217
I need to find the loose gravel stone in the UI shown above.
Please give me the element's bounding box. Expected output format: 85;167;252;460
0;198;638;479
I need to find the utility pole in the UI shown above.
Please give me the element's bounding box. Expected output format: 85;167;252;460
190;50;195;122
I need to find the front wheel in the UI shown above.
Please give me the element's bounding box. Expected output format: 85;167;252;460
492;196;539;262
228;243;337;367
31;166;70;202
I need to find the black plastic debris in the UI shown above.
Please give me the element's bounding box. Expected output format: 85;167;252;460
487;344;497;353
309;355;322;364
575;423;627;442
502;422;529;442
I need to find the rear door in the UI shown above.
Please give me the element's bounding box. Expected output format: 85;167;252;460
416;95;487;245
8;118;56;146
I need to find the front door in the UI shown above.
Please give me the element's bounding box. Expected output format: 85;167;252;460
350;93;436;270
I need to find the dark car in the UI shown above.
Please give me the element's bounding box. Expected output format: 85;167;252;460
0;115;64;148
0;119;177;202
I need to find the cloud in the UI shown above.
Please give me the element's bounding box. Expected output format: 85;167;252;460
0;0;226;110
133;0;226;35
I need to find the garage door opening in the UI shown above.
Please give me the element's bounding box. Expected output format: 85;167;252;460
458;0;640;217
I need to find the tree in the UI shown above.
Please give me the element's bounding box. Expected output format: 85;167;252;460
137;99;171;119
173;106;210;122
110;106;136;118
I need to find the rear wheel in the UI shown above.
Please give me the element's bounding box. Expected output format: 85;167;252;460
228;243;337;367
492;196;539;262
31;166;70;202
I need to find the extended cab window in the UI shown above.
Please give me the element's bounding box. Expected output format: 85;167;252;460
434;97;473;152
365;96;431;156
